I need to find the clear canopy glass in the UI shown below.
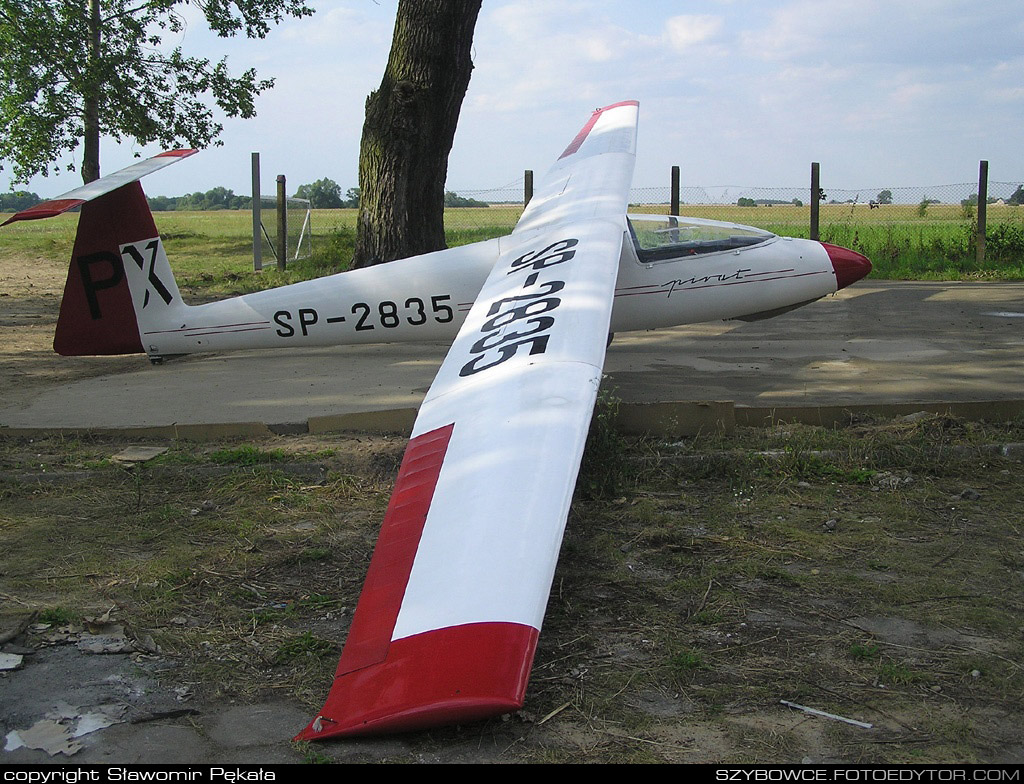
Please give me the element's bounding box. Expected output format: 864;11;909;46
626;214;774;263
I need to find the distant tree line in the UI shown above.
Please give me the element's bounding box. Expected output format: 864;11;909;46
0;190;41;211
148;187;252;211
0;178;493;214
291;178;488;209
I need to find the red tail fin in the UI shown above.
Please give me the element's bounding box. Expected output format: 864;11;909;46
1;149;196;357
54;182;159;355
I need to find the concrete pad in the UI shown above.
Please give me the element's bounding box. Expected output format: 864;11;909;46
1;281;1022;434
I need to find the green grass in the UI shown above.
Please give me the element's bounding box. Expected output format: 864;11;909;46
3;203;1022;293
2;415;1023;762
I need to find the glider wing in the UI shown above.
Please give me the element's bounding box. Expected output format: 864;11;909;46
297;101;639;739
2;150;197;226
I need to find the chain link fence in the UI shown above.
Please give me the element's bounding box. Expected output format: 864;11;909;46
255;195;312;269
308;172;1023;275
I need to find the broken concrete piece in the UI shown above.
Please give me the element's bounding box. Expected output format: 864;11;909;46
77;627;136;655
111;446;169;464
5;720;82;756
0;652;24;670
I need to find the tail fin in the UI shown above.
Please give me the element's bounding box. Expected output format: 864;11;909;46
2;150;195;356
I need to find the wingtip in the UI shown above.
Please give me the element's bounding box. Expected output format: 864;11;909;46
298;622;538;740
2;198;86;226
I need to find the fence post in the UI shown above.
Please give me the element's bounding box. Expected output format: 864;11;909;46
251;152;262;272
276;174;287;271
810;162;821;241
671;165;680;216
977;160;988;266
524;169;533;205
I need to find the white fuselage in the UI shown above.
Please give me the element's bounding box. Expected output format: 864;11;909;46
129;225;838;359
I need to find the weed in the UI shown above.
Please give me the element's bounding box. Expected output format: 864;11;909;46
273;632;336;665
669;649;704;679
38;607;77;625
578;389;631;499
849;642;881;661
295;742;334;764
877;660;922;685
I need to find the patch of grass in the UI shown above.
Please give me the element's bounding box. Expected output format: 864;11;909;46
38;607;78;625
2;418;1023;762
849;642;881;661
208;444;287;465
877;660;923;686
578;390;634;499
273;631;337;665
669;649;705;677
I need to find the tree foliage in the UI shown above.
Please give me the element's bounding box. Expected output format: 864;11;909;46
295;178;344;209
444;190;488;208
0;189;41;211
0;0;313;184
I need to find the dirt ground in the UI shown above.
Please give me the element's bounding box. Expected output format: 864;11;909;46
2;250;1023;765
0;250;144;409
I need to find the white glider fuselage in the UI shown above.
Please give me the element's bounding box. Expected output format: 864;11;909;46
132;217;859;360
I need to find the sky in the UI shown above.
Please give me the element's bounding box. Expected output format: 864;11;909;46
11;0;1024;200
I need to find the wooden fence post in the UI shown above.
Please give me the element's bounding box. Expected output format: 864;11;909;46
977;160;988;266
276;174;287;271
251;152;262;272
524;170;534;205
810;162;821;241
671;165;680;216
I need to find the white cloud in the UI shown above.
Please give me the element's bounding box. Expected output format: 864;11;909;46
664;15;723;52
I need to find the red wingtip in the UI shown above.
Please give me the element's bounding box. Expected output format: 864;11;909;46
155;149;199;158
295;622;538;740
2;198;86;226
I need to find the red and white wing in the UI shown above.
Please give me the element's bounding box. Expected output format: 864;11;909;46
1;150;197;226
296;101;639;739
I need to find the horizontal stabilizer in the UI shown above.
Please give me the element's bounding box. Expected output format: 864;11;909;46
2;150;197;226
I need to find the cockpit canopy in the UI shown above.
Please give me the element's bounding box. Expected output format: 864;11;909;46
627;214;775;264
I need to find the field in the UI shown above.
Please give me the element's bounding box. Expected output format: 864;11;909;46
2;202;1022;299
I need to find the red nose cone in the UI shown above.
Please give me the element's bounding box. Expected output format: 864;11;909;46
823;243;872;290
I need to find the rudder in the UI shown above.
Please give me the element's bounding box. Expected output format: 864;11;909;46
1;150;196;357
54;182;157;355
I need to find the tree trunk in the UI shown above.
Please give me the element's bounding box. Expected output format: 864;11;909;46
82;0;101;184
351;0;481;267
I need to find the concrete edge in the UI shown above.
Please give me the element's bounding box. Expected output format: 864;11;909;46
734;399;1024;429
2;400;1023;442
0;422;274;442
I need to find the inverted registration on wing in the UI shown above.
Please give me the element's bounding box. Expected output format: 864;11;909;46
400;217;626;635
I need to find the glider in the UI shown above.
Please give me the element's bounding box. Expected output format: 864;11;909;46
2;101;871;738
